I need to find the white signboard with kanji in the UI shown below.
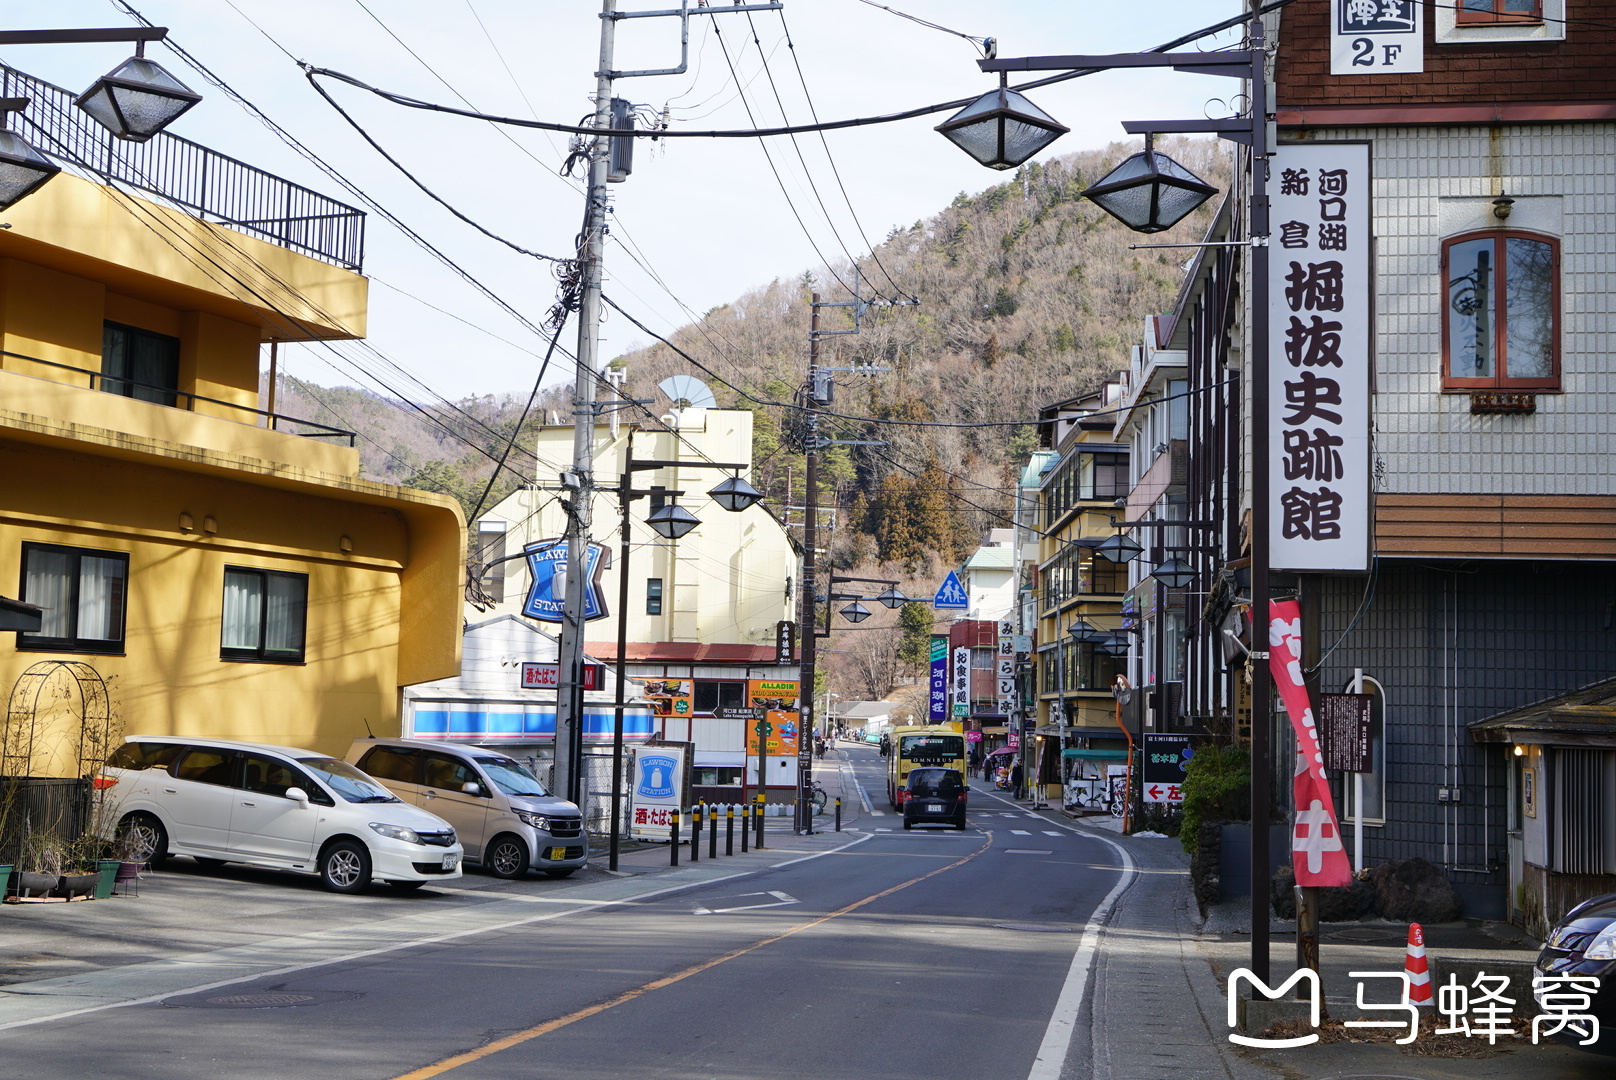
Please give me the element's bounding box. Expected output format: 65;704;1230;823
1331;0;1422;75
996;620;1016;714
952;646;970;717
1268;143;1372;573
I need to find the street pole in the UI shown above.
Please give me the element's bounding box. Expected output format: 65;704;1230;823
553;0;617;812
608;428;635;871
796;295;823;834
1245;14;1275;983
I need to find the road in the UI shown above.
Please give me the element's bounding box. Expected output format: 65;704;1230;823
0;744;1126;1080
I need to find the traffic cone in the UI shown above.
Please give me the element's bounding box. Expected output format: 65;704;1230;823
1404;922;1433;1007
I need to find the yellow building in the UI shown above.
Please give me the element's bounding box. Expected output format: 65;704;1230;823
0;66;462;768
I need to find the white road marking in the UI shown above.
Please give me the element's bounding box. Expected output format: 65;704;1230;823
692;890;798;915
1010;830;1031;835
768;831;873;869
1003;849;1053;855
1042;831;1064;837
875;827;892;832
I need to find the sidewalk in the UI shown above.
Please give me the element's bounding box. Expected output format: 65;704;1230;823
972;781;1603;1079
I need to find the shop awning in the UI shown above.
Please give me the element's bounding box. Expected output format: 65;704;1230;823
1062;749;1130;760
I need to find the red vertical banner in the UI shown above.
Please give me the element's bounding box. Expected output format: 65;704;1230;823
1266;599;1352;887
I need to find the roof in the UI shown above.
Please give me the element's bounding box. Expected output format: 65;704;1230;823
963;546;1016;571
837;701;891;720
586;641;781;664
1020;451;1057;489
1469;675;1616;748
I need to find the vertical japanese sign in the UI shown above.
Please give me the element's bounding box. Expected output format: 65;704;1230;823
928;636;949;722
1267;599;1352;887
996;619;1016;716
951;646;970;718
1331;0;1422;75
1269;143;1371;573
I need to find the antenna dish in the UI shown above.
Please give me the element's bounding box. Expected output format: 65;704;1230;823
657;375;716;411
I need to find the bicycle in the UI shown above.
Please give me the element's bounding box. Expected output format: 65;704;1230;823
809;779;829;815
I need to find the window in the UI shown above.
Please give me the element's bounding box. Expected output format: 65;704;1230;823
693;680;746;713
646;577;663;615
420;751;481;793
173;747;238;786
477;521;507;597
221;567;308;663
106;741;184;772
18;543;128;653
297;756;401;803
101;322;180;406
1457;0;1541;24
1442;231;1558;389
358;746;421;784
240;752;330;804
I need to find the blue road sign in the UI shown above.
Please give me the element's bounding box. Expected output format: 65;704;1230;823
932;570;969;610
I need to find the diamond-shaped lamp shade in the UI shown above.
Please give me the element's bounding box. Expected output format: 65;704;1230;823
875;586;906;610
1082;147;1218;234
839;601;872;624
1068;619;1108;645
75;56;201;142
707;476;762;513
0;128;61;210
935;85;1069;171
646;503;700;540
1094;533;1143;564
1150;557;1197;590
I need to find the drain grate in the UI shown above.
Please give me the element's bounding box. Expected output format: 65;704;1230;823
205;993;315;1007
995;923;1075;933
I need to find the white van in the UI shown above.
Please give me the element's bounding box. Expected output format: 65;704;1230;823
346;738;587;879
101;736;464;893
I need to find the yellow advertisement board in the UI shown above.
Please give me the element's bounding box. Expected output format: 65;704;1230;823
744;679;801;755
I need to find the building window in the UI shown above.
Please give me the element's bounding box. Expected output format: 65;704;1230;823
18;543;128;653
1442;231;1558;390
693;680;746;713
1456;0;1541;24
646;577;663;615
221;567;307;663
477;521;507;598
101;322;181;406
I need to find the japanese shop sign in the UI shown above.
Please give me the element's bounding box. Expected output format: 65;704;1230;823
629;744;686;839
1331;0;1423;75
521;539;610;622
952;646;970;717
1318;692;1373;773
519;662;601;691
744;679;800;755
996;619;1017;715
1269;143;1371;573
928;636;949;722
1268;599;1352;887
1141;734;1192;804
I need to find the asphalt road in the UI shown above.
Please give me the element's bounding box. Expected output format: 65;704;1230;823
0;745;1124;1080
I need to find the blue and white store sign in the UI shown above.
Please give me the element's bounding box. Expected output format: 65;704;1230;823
408;701;656;744
629;744;686;839
521;539;610;623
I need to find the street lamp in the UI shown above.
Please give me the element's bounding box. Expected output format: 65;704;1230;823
0;103;60;211
645;502;699;540
75;45;202;142
1068;618;1109;645
839;600;872;624
874;586;907;610
1149;556;1197;589
1094;532;1143;564
1082;134;1218;234
707;475;763;513
934;74;1069;170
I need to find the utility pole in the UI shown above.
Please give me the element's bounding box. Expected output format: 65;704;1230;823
796;296;823;834
553;0;618;810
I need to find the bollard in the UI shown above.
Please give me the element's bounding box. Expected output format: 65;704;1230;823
690;804;702;862
670;813;680;867
726;804;735;856
755;794;766;849
708;804;718;858
835;796;842;832
740;801;749;852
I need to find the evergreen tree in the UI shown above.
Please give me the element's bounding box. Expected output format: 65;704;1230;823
896;601;935;671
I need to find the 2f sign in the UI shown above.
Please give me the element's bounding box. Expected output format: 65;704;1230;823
1331;0;1422;75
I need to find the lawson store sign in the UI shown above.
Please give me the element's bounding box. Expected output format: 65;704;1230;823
407;700;655;744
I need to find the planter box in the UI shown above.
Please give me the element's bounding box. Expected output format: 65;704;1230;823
54;873;100;899
95;860;119;900
11;871;60;898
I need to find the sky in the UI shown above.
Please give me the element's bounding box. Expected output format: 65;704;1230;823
14;1;1248;405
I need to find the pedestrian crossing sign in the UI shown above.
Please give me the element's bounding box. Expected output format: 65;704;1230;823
932;570;969;610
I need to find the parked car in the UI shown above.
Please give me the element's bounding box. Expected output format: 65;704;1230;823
1534;892;1616;1054
101;736;463;894
900;767;968;831
345;738;586;879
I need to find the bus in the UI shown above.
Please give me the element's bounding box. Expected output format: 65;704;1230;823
885;723;967;809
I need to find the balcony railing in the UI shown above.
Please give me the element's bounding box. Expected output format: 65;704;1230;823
2;349;357;446
1;63;365;271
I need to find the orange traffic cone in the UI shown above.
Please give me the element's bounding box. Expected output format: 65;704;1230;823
1404;922;1433;1006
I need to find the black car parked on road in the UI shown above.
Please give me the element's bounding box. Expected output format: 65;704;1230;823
901;767;967;831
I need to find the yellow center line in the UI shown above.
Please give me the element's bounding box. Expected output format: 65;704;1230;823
390;832;994;1080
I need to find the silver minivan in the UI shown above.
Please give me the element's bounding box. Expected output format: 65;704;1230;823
346;738;587;879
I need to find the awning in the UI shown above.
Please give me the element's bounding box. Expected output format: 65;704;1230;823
1062;749;1130;760
985;746;1018;757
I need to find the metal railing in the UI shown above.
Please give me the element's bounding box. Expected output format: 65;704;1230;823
1;63;365;271
2;349;357;445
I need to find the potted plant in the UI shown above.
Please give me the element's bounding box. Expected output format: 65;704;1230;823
11;834;67;899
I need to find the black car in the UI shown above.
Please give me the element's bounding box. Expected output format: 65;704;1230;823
1534;891;1616;1054
901;767;967;830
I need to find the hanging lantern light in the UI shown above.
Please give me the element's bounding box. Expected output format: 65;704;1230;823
1082;134;1219;234
935;74;1069;171
1094;532;1142;564
75;43;202;143
874;586;906;610
839;600;872;624
1067;618;1108;645
0;122;60;210
1150;557;1197;589
646;503;700;540
707;475;762;513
